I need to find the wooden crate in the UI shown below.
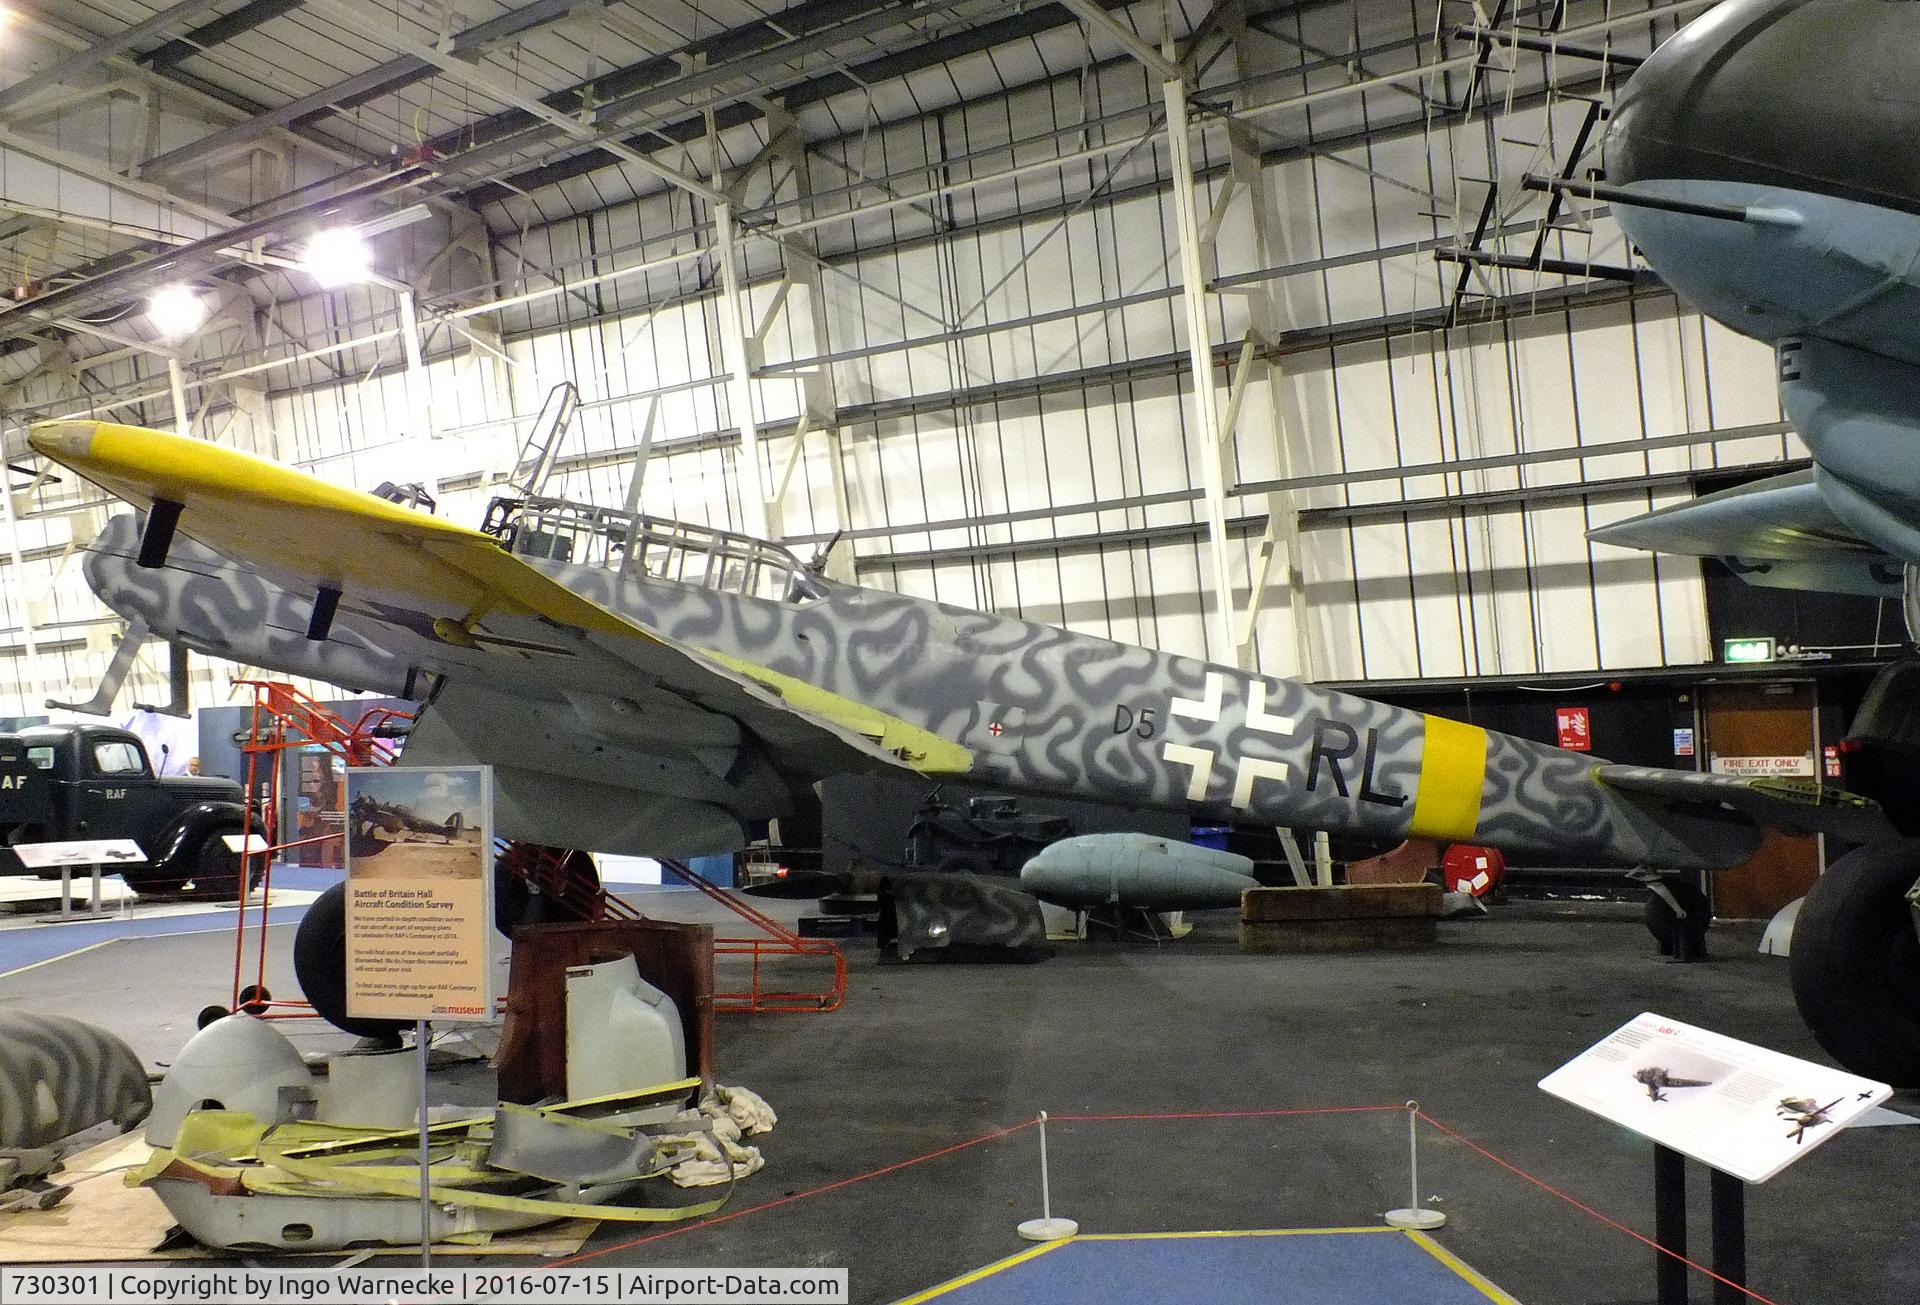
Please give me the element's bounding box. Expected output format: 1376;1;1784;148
1239;883;1440;953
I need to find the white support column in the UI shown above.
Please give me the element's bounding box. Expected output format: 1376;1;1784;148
1162;74;1239;664
397;288;439;498
166;357;191;436
1225;1;1314;679
714;201;770;540
0;433;41;709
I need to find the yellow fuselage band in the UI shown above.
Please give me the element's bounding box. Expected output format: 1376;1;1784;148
1407;715;1488;841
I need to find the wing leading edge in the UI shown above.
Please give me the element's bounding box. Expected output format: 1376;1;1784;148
30;420;971;857
1588;469;1904;597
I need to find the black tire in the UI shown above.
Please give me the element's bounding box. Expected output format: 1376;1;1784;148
237;983;271;1016
196;1004;229;1030
1790;839;1920;1085
293;882;408;1041
493;849;600;938
181;829;251;900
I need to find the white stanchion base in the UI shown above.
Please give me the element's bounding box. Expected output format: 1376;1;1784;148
1384;1207;1446;1230
1016;1217;1079;1241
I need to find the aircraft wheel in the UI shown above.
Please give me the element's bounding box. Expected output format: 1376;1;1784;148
1791;839;1920;1086
293;882;408;1041
1643;875;1710;960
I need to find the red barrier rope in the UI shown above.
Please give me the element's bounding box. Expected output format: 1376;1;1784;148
548;1118;1039;1266
1415;1111;1783;1305
549;1102;1787;1304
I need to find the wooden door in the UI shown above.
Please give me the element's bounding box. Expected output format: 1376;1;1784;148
1702;682;1820;919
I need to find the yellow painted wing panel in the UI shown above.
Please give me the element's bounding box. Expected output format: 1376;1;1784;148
29;419;636;638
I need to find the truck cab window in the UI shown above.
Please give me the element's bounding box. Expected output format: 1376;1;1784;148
90;741;145;776
25;746;52;770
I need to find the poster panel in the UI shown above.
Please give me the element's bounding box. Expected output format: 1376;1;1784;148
344;765;493;1022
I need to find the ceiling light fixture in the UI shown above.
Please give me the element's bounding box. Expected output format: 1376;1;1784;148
146;283;206;339
302;226;374;288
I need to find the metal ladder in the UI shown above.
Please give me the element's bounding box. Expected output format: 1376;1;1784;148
507;380;580;497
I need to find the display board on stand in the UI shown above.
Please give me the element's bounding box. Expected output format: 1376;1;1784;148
1540;1011;1889;1182
1543;1011;1893;1305
343;764;495;1024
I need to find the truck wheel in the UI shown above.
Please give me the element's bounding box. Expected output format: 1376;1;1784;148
293;882;406;1042
1790;839;1920;1086
181;830;253;900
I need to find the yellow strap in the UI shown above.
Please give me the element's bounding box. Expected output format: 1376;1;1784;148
259;1145;730;1224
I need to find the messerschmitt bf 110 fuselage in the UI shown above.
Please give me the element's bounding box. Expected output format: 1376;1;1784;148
77;501;1756;872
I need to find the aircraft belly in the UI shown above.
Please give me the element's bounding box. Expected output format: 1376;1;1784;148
403;681;789;815
1608;180;1920;368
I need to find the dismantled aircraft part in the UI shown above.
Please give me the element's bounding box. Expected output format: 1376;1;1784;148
1790;839;1920;1086
907;790;1071;878
0;1152;70;1213
1019;832;1258;911
0;1013;150;1151
318;1049;417;1131
566;955;687;1117
489;1104;678;1187
878;873;1048;963
146;1015;311;1148
137;1083;733;1252
292;884;408;1042
498;920;714;1105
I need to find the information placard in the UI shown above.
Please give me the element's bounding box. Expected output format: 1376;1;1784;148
1540;1011;1891;1182
344;765;493;1022
11;839;145;868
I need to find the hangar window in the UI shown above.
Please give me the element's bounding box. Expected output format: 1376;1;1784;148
90;740;145;776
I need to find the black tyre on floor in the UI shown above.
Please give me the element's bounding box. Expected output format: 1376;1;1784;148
293;881;407;1042
184;829;249;899
1790;838;1920;1086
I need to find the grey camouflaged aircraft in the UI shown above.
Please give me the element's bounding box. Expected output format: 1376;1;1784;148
23;418;1903;1075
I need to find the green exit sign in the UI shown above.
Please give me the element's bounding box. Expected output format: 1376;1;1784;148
1724;637;1777;664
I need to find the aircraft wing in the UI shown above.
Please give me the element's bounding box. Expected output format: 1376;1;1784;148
28;420;969;857
1587;470;1904;597
1595;765;1896;845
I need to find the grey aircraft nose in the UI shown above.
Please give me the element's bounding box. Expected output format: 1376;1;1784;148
1606;0;1920;215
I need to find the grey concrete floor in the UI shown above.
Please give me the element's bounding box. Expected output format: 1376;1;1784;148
3;895;1915;1304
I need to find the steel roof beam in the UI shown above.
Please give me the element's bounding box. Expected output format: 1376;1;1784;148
0;0;228;115
454;0;1136;205
142;0;311;71
140;0;586;177
429;0;965;189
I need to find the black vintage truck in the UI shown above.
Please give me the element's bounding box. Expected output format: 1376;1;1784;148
0;725;264;898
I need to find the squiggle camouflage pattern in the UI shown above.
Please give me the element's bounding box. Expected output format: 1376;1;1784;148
80;508;1758;870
